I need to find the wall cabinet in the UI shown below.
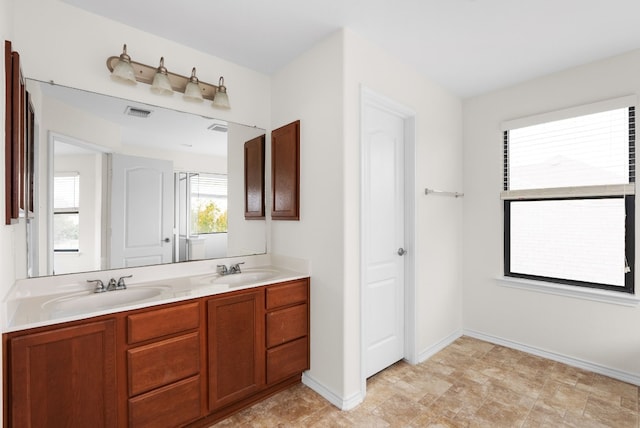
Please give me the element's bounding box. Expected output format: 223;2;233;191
271;120;300;220
4;277;310;427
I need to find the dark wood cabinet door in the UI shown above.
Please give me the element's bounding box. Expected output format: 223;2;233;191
9;319;117;428
266;304;308;348
127;332;200;396
5;41;22;224
128;375;201;428
208;290;265;410
244;134;266;219
271;120;300;220
266;337;309;385
127;301;200;344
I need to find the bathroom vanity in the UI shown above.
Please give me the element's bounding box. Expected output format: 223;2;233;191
3;267;310;427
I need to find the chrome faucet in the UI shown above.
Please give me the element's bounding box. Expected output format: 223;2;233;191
217;262;245;275
106;278;118;291
116;275;133;290
87;274;132;293
229;262;245;274
87;279;106;293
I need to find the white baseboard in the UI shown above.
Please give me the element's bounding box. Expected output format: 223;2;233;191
301;328;463;412
301;372;363;410
417;329;463;363
464;329;640;386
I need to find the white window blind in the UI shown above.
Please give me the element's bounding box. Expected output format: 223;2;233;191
190;173;227;198
54;173;80;210
509;199;626;286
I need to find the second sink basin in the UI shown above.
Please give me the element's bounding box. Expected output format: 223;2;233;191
42;286;172;317
205;269;280;286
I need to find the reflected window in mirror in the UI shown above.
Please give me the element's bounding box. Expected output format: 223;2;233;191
190;173;228;234
53;172;80;252
176;172;230;262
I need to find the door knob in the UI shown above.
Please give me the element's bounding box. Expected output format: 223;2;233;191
397;247;407;256
163;238;171;243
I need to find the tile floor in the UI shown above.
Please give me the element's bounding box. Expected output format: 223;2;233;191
211;336;640;427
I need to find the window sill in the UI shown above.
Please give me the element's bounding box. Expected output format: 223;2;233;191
496;276;640;307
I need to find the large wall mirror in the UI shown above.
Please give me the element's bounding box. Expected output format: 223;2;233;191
23;79;267;279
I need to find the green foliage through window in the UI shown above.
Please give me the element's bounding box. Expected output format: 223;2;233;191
192;201;227;234
188;172;228;234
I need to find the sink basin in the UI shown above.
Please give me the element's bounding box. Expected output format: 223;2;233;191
206;269;280;286
42;286;172;317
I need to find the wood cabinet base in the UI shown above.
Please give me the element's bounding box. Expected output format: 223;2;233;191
4;278;310;427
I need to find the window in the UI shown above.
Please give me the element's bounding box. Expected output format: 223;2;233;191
53;172;80;252
502;98;635;293
190;173;228;234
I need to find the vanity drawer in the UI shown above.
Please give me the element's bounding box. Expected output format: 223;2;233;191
127;332;200;396
266;336;309;384
127;301;200;344
266;278;308;309
128;375;201;428
266;303;308;348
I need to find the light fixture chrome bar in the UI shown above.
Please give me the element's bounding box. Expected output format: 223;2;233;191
106;56;223;102
425;188;464;198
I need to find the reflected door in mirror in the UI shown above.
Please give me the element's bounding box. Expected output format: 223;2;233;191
110;154;173;268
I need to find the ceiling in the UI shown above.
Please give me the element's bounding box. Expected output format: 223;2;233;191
62;0;640;98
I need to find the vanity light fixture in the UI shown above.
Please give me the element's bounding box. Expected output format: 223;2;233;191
211;77;230;109
183;67;204;102
110;44;137;85
150;57;173;96
106;44;230;108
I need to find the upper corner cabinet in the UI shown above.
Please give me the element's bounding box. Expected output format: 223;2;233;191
271;120;300;220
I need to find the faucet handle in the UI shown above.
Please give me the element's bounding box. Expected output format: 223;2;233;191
217;264;228;275
230;262;245;274
87;279;105;293
117;274;133;290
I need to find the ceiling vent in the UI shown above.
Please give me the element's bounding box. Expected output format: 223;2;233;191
207;123;228;133
124;106;152;118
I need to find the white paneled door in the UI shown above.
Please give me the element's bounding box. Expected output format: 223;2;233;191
363;99;406;378
109;154;173;269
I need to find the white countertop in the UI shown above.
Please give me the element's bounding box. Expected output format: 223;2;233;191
4;264;308;333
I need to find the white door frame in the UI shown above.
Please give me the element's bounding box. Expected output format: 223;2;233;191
360;86;417;396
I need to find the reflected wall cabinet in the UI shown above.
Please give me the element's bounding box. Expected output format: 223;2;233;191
271;120;300;220
244;134;266;219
